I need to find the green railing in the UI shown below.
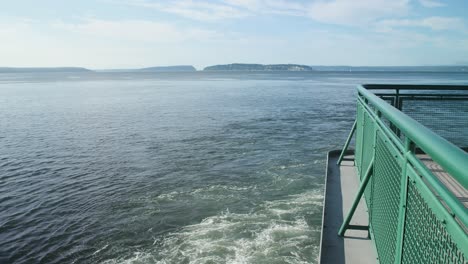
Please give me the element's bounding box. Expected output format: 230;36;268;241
338;85;468;264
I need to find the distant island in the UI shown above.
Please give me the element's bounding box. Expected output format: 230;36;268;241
0;67;92;73
204;63;314;71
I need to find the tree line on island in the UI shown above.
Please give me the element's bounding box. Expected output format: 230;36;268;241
203;64;313;71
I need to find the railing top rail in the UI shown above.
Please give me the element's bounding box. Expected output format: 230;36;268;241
357;84;468;189
363;84;468;91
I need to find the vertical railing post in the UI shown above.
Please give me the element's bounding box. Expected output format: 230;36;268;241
395;89;402;138
394;137;414;264
358;98;368;177
395;88;401;110
337;120;357;166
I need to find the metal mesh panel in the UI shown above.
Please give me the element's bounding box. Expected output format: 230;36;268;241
357;108;377;210
402;180;467;264
361;111;375;179
370;131;402;264
350;86;468;264
401;99;468;148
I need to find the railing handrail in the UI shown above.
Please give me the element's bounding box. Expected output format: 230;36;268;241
357;85;468;189
363;84;468;91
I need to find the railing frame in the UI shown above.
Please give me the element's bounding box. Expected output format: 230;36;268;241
338;84;468;264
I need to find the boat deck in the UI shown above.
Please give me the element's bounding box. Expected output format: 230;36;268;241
319;151;377;264
319;151;467;264
419;155;468;207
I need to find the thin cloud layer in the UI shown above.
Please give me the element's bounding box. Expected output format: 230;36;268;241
1;0;467;67
378;16;466;32
307;0;410;26
418;0;445;8
123;0;410;26
53;18;222;43
118;0;466;32
122;0;249;21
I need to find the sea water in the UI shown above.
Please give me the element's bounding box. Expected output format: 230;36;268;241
1;71;467;263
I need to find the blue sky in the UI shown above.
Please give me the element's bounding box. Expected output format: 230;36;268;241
1;0;467;69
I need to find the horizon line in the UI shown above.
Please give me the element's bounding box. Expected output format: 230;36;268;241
2;64;468;71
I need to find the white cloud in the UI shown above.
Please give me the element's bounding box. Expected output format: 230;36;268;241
418;0;445;8
0;18;226;68
120;0;311;20
307;0;410;26
121;0;248;21
378;16;466;32
223;0;305;16
122;0;415;27
2;18;468;68
2;2;467;68
52;18;221;43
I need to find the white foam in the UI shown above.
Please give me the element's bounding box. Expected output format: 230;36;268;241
155;184;258;202
102;251;156;264
110;190;322;264
276;163;307;170
92;244;108;256
155;191;181;201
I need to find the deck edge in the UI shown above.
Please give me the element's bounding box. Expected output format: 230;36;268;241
318;149;354;263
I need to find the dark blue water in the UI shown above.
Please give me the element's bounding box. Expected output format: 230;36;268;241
1;72;467;263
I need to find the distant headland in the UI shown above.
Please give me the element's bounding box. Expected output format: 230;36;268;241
0;67;92;73
0;66;197;73
203;64;314;71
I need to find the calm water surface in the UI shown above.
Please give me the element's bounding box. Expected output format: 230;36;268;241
1;72;467;263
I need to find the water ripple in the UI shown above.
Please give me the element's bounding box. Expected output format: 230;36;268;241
2;72;462;263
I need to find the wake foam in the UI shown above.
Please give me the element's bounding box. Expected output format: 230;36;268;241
105;189;323;264
155;184;258;202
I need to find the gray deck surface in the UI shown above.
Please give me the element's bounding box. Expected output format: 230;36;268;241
319;151;377;264
418;155;468;207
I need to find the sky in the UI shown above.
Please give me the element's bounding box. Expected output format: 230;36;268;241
1;0;468;69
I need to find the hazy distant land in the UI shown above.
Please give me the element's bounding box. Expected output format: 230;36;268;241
204;64;314;71
0;66;196;73
138;66;196;72
311;65;468;72
0;67;92;73
1;65;467;73
103;65;196;72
